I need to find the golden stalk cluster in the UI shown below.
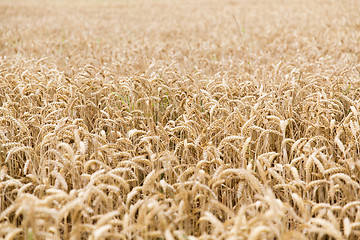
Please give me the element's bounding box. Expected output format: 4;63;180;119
1;0;360;239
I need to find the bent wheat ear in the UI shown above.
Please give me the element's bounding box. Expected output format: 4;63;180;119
4;228;23;240
248;226;271;240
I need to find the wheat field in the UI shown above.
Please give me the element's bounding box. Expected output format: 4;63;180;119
1;0;360;239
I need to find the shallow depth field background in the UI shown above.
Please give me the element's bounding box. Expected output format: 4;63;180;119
1;0;360;239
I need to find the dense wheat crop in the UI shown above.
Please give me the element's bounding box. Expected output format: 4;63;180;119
1;0;360;239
